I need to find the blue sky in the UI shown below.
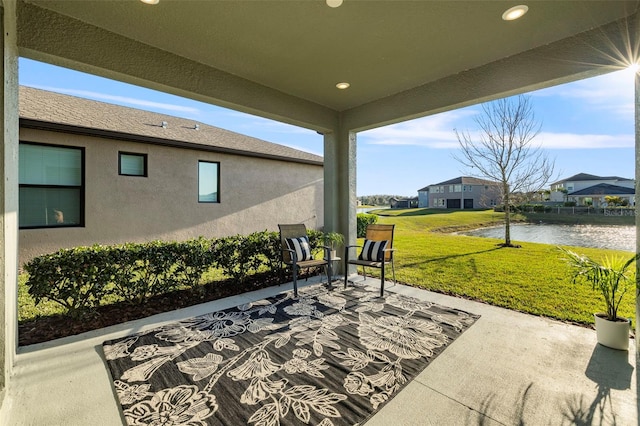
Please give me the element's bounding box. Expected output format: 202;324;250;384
19;58;635;197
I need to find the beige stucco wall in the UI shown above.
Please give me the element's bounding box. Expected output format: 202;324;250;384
18;128;324;267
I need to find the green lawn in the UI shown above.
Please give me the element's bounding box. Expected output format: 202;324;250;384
366;208;636;325
19;208;637;327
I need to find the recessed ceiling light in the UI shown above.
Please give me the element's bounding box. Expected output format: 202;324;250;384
502;5;528;21
326;0;343;8
336;82;350;90
140;0;159;4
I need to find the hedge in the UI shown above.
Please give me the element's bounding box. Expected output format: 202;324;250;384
357;213;378;237
23;230;330;318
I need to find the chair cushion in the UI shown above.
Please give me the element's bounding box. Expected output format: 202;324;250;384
286;236;313;261
358;239;388;262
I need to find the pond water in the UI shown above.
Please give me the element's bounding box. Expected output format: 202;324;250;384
461;224;636;252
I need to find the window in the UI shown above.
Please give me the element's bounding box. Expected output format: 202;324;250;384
19;142;84;228
119;152;147;176
454;185;462;192
198;161;220;203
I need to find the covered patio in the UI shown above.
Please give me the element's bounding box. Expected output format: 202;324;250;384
0;0;639;423
2;277;636;424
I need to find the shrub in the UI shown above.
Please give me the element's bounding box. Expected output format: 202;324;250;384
24;239;218;312
306;229;326;257
23;230;318;317
357;213;378;237
24;245;116;318
173;237;215;288
211;232;269;284
254;231;282;277
111;241;182;304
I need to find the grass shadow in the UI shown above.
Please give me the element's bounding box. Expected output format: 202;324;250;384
402;246;503;268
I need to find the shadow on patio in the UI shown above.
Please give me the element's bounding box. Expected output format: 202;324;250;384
1;275;636;425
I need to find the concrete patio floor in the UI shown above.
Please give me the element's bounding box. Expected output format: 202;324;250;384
1;275;637;425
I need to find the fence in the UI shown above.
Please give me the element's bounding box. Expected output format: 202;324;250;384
515;206;636;216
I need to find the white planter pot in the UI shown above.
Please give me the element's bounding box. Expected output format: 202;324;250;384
594;313;630;351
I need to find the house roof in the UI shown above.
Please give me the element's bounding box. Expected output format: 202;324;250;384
391;197;418;202
19;86;323;166
425;176;501;188
552;173;633;185
569;183;635;196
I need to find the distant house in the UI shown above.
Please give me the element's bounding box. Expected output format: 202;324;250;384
421;176;501;209
417;186;429;208
550;173;635;206
390;197;418;209
18;86;324;265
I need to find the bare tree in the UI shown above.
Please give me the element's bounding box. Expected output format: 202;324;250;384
454;95;555;247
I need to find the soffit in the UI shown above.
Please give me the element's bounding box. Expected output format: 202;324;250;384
22;0;640;112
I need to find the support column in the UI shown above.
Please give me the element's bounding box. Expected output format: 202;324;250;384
0;0;19;398
323;124;357;274
635;66;640;423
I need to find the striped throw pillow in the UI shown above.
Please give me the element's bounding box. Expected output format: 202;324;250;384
358;239;388;262
286;236;313;261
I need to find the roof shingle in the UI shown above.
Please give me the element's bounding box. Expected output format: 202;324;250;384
19;86;323;165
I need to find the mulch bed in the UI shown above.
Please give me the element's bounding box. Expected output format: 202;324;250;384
18;271;304;347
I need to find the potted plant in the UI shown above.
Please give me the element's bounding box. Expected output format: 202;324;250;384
559;247;637;350
323;231;345;260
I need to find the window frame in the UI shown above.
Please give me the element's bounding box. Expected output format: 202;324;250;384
118;151;148;177
19;141;85;229
198;160;221;203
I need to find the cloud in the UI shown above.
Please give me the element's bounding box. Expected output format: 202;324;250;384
357;105;632;151
532;69;634;116
359;109;477;148
537;131;633;149
27;85;201;114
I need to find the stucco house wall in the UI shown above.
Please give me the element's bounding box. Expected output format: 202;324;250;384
18;89;324;266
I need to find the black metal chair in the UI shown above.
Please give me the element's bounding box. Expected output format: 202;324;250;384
344;224;396;296
278;224;331;297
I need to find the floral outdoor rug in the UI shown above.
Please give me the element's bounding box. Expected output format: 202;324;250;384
102;282;479;425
